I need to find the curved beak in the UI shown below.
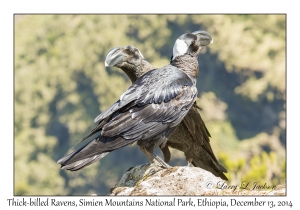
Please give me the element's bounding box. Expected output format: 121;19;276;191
105;47;124;67
192;30;213;46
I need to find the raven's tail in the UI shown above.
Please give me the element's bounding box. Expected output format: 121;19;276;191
57;135;135;171
192;154;228;181
58;152;109;171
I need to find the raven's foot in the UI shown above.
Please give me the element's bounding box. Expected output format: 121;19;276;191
152;155;171;168
139;146;170;168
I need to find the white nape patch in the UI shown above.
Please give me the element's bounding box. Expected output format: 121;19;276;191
172;39;188;60
211;39;214;44
137;50;144;59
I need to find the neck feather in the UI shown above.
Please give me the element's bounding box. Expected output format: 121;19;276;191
171;55;199;81
118;60;155;83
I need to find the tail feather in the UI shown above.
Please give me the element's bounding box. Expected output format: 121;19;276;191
192;156;228;181
61;153;109;171
218;163;228;173
57;149;77;165
57;135;136;170
67;123;105;153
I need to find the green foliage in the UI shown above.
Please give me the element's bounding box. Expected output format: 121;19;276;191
219;151;285;187
15;15;285;195
218;152;245;182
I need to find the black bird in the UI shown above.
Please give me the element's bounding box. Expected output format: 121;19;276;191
103;45;228;180
57;31;217;175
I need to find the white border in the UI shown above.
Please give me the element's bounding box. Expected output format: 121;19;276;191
1;0;298;209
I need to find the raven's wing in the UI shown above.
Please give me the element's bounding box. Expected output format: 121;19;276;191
182;103;211;148
94;66;194;123
80;66;194;142
182;104;228;176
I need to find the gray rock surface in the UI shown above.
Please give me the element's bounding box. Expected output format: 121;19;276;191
109;163;285;196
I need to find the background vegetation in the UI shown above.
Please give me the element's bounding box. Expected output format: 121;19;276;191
14;14;286;195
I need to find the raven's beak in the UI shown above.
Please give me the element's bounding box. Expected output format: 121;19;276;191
192;31;213;46
105;47;124;67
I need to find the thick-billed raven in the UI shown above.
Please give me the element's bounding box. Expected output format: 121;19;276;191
103;45;227;180
57;31;223;178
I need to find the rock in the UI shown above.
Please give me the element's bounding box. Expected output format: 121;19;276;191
110;163;286;196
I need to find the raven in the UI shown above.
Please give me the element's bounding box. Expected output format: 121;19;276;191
104;45;228;180
57;31;219;176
